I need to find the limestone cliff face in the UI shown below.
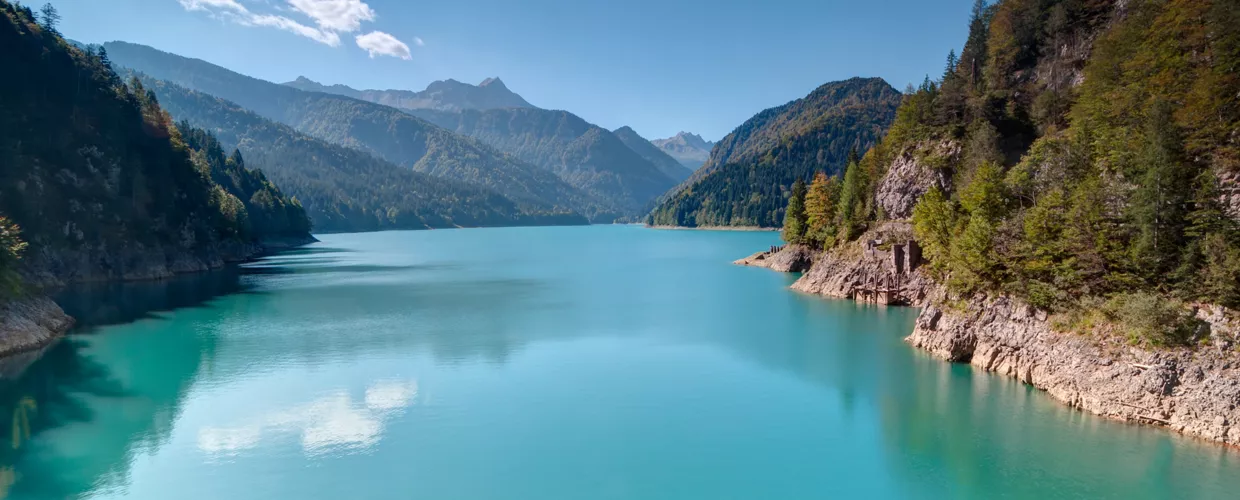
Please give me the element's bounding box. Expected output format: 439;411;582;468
909;297;1240;446
741;226;1240;447
875;141;958;220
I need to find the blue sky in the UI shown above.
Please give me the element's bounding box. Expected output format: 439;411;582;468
55;0;973;141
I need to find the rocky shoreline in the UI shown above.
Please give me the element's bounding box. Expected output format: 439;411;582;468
0;233;319;358
743;231;1240;448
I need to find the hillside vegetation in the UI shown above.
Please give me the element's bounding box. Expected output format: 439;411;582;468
0;2;309;291
781;0;1240;345
648;77;901;227
140;77;587;232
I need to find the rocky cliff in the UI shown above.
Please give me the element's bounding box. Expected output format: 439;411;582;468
0;297;74;358
742;224;1240;448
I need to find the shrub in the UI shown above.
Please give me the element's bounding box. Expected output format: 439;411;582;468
1103;292;1202;347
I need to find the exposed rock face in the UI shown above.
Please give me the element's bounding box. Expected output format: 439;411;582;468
1219;169;1240;223
20;240;265;288
734;244;816;272
875;141;958;220
0;297;74;357
740;224;1240;447
909;296;1240;447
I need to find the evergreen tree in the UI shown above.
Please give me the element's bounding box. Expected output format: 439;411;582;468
782;179;808;244
804;172;839;248
36;2;56;34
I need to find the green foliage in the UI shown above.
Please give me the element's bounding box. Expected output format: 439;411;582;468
1103;293;1202;347
803;172;840;247
782;180;808;245
893;0;1240;322
648;78;900;227
0;216;27;298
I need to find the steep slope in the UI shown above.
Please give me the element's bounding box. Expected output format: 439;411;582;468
286;75;536;111
0;1;309;292
760;0;1240;448
138;78;587;232
103;42;601;218
648;77;901;227
651;132;714;170
612;126;694;182
407;107;679;215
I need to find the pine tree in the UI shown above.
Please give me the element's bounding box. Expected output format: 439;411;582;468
37;3;57;34
782;179;808;245
804;172;838;248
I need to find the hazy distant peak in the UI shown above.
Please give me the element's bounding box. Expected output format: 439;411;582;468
284;74;536;112
613;125;638;135
651;131;715;171
479;77;506;88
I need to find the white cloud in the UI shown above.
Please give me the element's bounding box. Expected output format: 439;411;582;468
288;0;375;32
177;0;417;59
355;31;412;60
248;13;341;46
178;0;247;12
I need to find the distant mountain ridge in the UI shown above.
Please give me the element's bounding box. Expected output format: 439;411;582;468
288;75;681;217
406;107;679;215
102;41;607;220
651;132;715;170
648;77;901;228
285;75;536;112
612;127;694;182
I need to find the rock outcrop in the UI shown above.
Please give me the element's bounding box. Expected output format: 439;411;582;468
0;297;74;358
875;141;958;220
734;244;816;272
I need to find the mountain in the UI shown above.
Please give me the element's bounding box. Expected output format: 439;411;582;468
0;1;309;291
612;126;694;182
282;76;681;217
137;77;587;232
651;132;714;170
285;75;536;112
102;42;605;219
648;77;902;227
402;107;679;214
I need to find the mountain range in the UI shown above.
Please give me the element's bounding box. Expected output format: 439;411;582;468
651;132;715;170
280;74;685;216
285;75;536;112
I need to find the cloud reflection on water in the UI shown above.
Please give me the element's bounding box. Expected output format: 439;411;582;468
197;380;418;458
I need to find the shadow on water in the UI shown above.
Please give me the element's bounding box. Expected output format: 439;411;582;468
0;247;352;499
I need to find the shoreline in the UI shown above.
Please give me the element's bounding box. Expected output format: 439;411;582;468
646;224;779;232
0;235;317;361
742;236;1240;449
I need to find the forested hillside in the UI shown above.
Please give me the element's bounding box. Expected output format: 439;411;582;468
103;42;608;219
780;0;1240;345
648;78;901;227
0;1;309;290
139;78;587;232
408;107;679;214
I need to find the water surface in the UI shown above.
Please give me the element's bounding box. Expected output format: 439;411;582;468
1;225;1237;499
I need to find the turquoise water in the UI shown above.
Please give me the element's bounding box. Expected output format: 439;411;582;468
1;225;1238;499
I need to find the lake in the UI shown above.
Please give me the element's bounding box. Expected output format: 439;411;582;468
1;225;1237;499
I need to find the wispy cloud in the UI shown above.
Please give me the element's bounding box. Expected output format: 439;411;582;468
178;0;417;58
356;31;411;60
288;0;375;32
